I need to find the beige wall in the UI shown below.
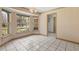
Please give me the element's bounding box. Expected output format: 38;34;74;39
39;7;79;43
57;8;79;43
29;16;34;32
39;14;47;35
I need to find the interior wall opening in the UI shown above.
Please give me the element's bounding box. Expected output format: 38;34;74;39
47;13;57;35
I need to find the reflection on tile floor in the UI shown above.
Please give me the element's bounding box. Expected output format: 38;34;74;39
0;33;79;51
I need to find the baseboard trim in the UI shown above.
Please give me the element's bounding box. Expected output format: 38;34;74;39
56;37;79;44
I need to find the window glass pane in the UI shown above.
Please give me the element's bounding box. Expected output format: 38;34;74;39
1;10;9;36
17;15;30;33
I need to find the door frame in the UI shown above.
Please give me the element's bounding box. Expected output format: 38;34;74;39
47;13;57;36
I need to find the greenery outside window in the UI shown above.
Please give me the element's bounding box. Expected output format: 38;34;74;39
17;14;30;33
1;9;10;36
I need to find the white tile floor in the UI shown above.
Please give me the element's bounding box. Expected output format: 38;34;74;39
0;33;79;51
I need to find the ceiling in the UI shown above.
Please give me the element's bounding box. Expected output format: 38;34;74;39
34;7;58;13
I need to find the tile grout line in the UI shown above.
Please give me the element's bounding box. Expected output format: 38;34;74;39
55;40;61;51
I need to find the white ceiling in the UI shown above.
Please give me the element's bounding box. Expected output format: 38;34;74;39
35;7;58;12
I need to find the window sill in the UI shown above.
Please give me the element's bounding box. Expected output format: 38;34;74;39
16;31;30;34
0;34;12;39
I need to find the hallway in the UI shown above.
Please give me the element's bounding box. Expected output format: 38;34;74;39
0;33;79;51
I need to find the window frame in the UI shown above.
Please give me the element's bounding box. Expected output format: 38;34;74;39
16;14;30;33
1;9;10;36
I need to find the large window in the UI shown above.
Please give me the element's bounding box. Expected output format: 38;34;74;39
17;14;30;33
1;10;10;36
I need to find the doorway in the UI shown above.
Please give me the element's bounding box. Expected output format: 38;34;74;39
47;13;57;35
